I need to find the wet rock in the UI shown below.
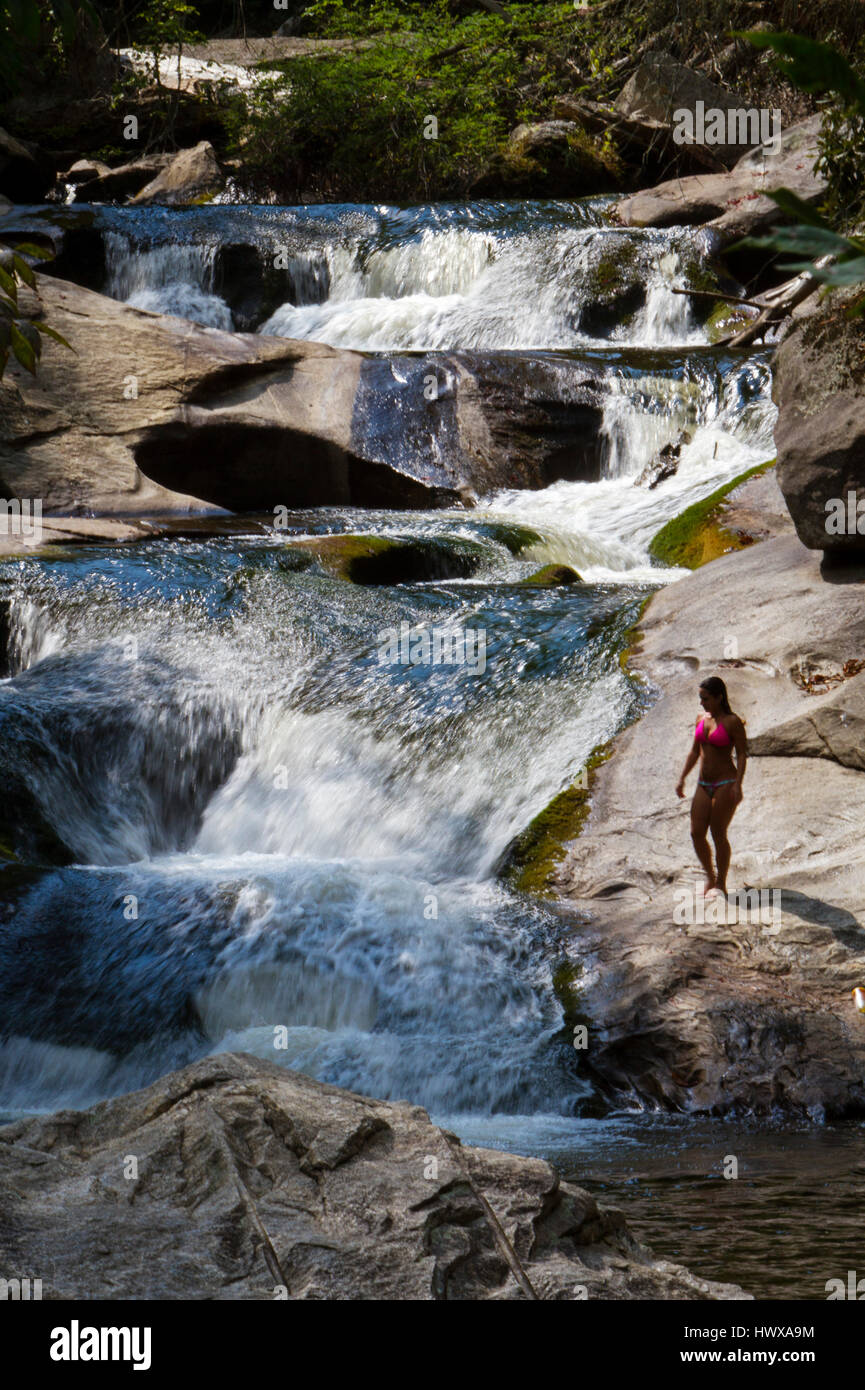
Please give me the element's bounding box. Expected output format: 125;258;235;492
0;204;103;290
0;1052;751;1299
293;534;487;584
577;238;646;337
130;141;224;206
519;564;582;587
615;116;824;243
555;533;865;1118
213;242;312;332
634;436;689;489
354;351;606;497
0;276;457;517
1;277;611;524
773;294;865;562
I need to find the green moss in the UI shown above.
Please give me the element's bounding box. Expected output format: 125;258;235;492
291;533;486;584
590;237;639;290
681;256;722;297
498;742;614;896
648;460;776;570
519;564;582;587
475;521;544;555
552;959;586;1034
618;592;651;674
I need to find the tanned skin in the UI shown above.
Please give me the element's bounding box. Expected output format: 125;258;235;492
676;685;747;895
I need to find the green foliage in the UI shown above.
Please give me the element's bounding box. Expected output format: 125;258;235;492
132;0;205;84
0;0;97;97
0;235;72;379
738;31;865;311
735;29;865;107
226;1;619;200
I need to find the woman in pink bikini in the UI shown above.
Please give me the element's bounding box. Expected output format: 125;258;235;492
675;676;747;895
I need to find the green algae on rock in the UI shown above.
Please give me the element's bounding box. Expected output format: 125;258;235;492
292;533;488;585
497;743;614;896
648;460;775;569
519;564;582;588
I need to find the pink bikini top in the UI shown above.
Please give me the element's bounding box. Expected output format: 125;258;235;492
696;717;732;747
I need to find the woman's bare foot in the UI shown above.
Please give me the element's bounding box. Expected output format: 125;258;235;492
702;876;716;895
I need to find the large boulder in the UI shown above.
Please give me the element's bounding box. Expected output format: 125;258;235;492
0;276;443;517
0;1052;750;1299
213;242;309;332
773;293;865;561
473;120;621;197
0;276;609;522
130;141;224;206
615;52;759;168
615;115;824;242
553;93;718;180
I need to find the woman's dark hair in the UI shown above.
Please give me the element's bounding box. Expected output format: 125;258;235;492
699;676;732;714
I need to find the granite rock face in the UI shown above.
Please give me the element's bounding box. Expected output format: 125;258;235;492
130;141;225;206
0;276;610;534
615;52;759;168
773;295;865;561
614;115;824;241
556;534;865;1118
0;1053;750;1300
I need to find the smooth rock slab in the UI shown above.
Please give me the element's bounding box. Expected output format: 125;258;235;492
0;276;610;523
615;115;824;241
0;1053;750;1300
556;534;865;1117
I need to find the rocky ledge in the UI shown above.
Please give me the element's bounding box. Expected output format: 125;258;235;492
0;1053;748;1301
0;274;611;547
553;530;865;1119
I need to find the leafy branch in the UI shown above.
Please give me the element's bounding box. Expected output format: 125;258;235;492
0;240;72;378
736;31;865;314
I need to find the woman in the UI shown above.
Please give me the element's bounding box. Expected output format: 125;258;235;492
676;676;747;896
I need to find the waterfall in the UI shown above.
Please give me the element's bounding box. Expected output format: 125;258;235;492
97;202;713;350
103;231;232;329
0;199;777;1128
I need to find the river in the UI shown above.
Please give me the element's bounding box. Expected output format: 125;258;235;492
2;199;860;1299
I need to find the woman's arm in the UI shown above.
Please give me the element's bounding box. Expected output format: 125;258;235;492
676;739;700;798
730;716;748;802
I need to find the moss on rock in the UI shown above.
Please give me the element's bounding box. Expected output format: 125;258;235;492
473;521;544;555
704;299;754;344
497;742;614;896
648;460;775;569
292;533;487;584
519;564;582;587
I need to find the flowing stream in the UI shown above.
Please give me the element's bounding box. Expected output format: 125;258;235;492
3;200;859;1296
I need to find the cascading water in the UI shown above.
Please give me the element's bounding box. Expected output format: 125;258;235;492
1;201;777;1135
96;200;706;349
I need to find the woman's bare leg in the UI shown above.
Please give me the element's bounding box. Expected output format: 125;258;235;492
709;785;738;893
690;786;715;890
